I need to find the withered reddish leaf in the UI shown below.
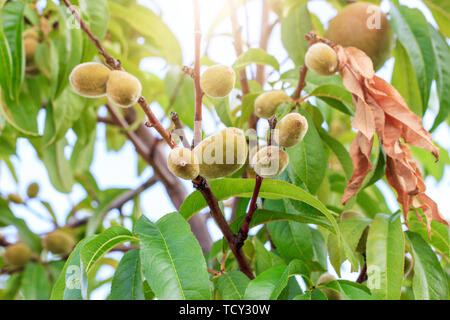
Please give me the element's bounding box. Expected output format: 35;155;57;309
333;45;448;232
342;132;373;204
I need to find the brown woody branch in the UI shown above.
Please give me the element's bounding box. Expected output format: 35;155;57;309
107;176;159;211
236;175;263;250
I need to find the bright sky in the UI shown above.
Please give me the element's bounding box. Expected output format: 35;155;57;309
0;0;448;299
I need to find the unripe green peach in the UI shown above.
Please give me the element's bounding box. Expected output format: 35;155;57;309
276;113;308;148
193;128;248;179
254;91;290;119
167;147;200;180
43;231;75;255
70;62;111;98
4;243;31;267
200;65;236;98
317;273;342;300
106;70;142;107
252;146;289;179
305;43;338;76
26;182;40;199
324;2;393;70
7;194;24;204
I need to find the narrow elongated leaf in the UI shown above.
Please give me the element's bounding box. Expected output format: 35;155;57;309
390;5;435;114
267;221;315;267
41;138;75;194
308;84;354;116
109;2;181;64
286;108;327;194
423;0;450;37
136;213;211;300
21;263;51;300
215;271;250;300
406;231;449;300
318;127;353;180
81;226;137;275
1;1;25;100
179;178;339;235
392;41;423;116
366;213;405;300
233;48;279;72
281;3;313;67
110;250;145;300
51;237;93;300
429;26;450;130
0;199;41;252
244;260;311;300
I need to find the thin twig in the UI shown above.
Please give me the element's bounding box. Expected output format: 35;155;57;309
193;176;254;279
236;175;263;250
170;112;191;148
268;116;277;146
107;176;158;211
192;0;203;147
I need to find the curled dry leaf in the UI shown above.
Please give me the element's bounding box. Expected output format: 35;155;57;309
334;45;447;234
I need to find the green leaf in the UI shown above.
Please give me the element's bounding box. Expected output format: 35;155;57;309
164;66;195;130
21;263;52;300
286;108;327;194
51;237;93;300
307;84;354;116
391;41;423;117
423;0;450;37
41;138;75;194
215;271;250;300
322;280;375;300
109;2;181;64
81;226;137;275
79;0;109;41
366;213;405;300
267;221;315;267
110;249;145;300
179;178;339;235
390;5;436;115
328;216;371;276
318;127;353;180
213;97;234;127
281;3;313;67
0;199;41;252
136;213;211;300
429;26;450;130
0;2;12;96
237;92;260;127
1;1;25;101
406;231;449;300
244;260;311;300
233;48;279;72
0;93;39;136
